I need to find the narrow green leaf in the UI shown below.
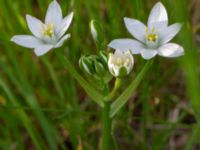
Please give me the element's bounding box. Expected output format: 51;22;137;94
1;44;59;150
110;61;153;118
42;57;65;105
0;78;43;150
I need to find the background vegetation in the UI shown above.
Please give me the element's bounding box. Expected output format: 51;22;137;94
0;0;200;149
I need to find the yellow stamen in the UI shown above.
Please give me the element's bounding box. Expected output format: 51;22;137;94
42;23;54;37
146;27;158;42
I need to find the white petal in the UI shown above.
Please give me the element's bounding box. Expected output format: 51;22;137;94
112;65;120;76
148;2;168;28
55;34;71;48
124;51;134;74
108;39;144;54
56;12;74;39
40;35;53;44
11;35;43;48
159;23;182;44
26;15;43;38
124;17;146;43
158;43;184;57
34;45;53;56
148;21;168;32
108;54;114;67
141;49;157;60
45;0;62;26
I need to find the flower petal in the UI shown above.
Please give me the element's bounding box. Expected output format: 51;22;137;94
34;45;53;56
158;43;184;57
124;17;146;43
45;0;62;26
56;12;74;39
159;23;182;44
26;15;43;38
55;34;71;48
141;49;157;60
148;21;168;32
11;35;43;48
148;2;168;28
108;39;144;54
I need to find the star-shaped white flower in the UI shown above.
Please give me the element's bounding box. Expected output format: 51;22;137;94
108;2;184;60
11;0;73;56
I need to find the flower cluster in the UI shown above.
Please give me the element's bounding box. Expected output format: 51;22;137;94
10;1;184;77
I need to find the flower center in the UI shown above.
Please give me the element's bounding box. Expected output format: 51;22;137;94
115;58;130;67
42;23;54;37
146;28;158;42
115;58;122;66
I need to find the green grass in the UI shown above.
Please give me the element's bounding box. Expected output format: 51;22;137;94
0;0;200;149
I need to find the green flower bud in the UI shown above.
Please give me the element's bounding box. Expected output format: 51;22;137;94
90;20;104;49
79;51;113;83
94;61;106;75
98;51;108;67
79;56;95;75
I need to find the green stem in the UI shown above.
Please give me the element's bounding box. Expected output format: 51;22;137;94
112;133;119;150
142;84;148;150
106;78;121;101
102;101;112;150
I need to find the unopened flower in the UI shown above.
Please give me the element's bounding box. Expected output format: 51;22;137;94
108;50;134;77
11;0;73;56
108;2;184;60
79;51;112;83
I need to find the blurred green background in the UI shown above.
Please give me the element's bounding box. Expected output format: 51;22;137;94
0;0;200;149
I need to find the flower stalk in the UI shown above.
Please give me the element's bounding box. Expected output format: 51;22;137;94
106;78;121;101
102;101;112;150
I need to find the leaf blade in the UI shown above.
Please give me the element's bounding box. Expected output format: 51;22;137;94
110;61;152;118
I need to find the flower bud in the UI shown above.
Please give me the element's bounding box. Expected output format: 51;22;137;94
90;20;104;49
79;52;113;83
108;50;134;77
79;56;95;75
98;51;108;67
94;61;106;76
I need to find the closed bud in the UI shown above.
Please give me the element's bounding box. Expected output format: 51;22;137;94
79;56;95;75
79;52;112;83
94;61;106;75
98;51;108;67
108;50;134;77
90;20;104;49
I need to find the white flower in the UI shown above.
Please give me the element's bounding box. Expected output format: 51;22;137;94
108;50;134;77
108;2;184;60
11;0;73;56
